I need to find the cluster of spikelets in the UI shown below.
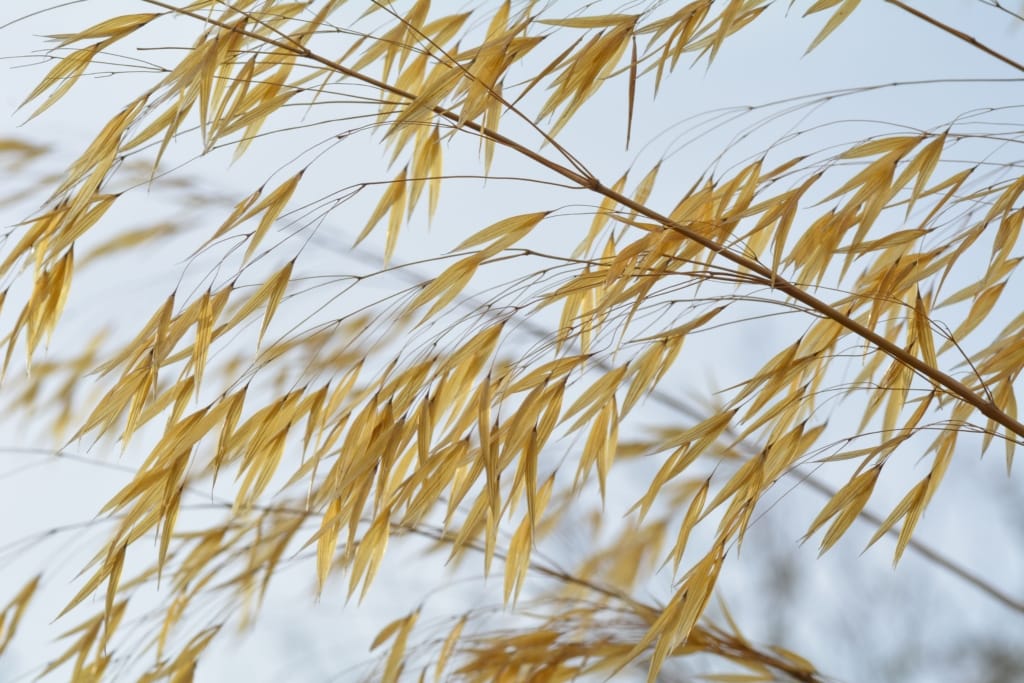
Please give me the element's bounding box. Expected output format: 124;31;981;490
0;1;1022;681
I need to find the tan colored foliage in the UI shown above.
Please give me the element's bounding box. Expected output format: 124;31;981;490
0;1;1022;681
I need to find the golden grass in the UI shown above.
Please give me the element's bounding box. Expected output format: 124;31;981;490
0;1;1022;681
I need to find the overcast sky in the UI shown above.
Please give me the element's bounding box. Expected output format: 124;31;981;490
1;2;1022;681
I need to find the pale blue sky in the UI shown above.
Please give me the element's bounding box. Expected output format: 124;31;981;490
1;2;1022;681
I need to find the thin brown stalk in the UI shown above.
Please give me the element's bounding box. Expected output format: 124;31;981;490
885;0;1024;73
593;181;1024;439
145;0;1024;445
